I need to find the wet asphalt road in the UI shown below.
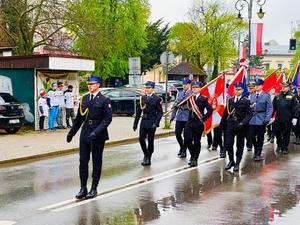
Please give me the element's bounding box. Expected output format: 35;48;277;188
1;135;300;225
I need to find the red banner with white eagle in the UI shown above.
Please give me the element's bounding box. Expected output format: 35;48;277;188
200;74;226;134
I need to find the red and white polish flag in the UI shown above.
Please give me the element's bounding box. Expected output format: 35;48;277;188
250;23;263;56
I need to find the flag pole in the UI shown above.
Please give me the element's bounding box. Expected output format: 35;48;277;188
163;74;225;117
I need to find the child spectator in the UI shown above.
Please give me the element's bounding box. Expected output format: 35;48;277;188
38;90;49;130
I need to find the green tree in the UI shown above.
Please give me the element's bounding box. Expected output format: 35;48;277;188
0;0;71;55
70;0;150;80
169;1;246;79
141;19;170;72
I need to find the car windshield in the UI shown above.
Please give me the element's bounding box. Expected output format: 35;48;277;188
0;93;17;103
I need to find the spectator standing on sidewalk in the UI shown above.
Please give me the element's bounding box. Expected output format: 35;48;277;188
56;82;66;129
38;90;49;130
47;83;60;131
64;85;75;128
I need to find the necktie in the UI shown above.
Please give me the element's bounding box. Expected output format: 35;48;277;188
90;94;94;101
256;93;259;99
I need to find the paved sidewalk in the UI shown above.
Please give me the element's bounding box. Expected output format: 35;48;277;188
0;117;174;164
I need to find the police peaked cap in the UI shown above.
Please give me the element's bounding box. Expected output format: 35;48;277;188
192;81;203;88
182;79;192;85
145;81;155;88
87;75;102;84
234;82;244;89
254;78;264;85
247;81;255;87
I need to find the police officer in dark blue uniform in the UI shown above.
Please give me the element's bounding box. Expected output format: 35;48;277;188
170;79;192;158
133;81;163;166
272;82;299;154
67;75;112;199
185;82;213;167
221;83;252;172
293;85;300;145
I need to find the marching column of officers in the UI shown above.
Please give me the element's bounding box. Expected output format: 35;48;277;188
66;75;300;200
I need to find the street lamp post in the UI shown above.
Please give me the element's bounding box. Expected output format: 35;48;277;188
235;0;266;80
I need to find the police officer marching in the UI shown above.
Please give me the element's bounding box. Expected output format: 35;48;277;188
184;82;213;167
221;83;252;172
249;78;273;161
133;81;163;166
272;82;299;154
170;79;192;158
67;75;112;199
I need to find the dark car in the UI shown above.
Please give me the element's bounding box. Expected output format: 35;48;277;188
0;93;24;134
101;88;142;116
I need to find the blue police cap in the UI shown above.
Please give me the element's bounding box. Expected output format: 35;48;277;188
182;79;191;85
87;75;102;84
254;78;264;85
145;81;155;88
234;82;244;89
192;81;203;88
247;81;255;87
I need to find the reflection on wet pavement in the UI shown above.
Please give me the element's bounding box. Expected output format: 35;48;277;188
2;137;300;224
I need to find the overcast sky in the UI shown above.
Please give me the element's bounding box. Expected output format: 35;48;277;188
149;0;300;45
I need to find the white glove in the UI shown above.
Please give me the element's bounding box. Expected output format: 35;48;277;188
292;118;298;126
269;118;275;124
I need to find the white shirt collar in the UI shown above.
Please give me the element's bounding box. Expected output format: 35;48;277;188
147;93;154;97
90;89;100;97
195;93;200;99
256;91;262;95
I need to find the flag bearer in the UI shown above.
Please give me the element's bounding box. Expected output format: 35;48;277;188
184;82;213;167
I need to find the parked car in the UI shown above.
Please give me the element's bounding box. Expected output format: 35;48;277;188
157;83;178;101
101;88;142;116
131;84;172;102
0;93;24;134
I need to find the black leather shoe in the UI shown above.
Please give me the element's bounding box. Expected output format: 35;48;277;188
247;147;252;151
233;163;240;172
270;137;274;143
189;160;198;167
282;149;288;155
276;147;282;153
225;161;235;170
220;152;226;158
177;149;182;157
188;158;193;165
212;146;217;151
142;157;151;166
75;187;87;199
141;157;147;166
85;189;97;199
207;144;211;150
179;151;187;158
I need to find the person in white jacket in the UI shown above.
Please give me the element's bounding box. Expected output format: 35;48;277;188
38;90;49;130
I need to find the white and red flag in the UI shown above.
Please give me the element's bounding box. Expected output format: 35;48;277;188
227;58;248;97
250;23;263;56
200;74;225;134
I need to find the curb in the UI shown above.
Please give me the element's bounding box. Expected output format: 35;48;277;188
0;131;175;167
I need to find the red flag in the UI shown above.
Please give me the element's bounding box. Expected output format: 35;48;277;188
227;61;247;96
200;75;225;134
262;70;278;92
274;70;286;94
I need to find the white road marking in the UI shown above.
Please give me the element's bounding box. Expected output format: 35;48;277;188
38;156;221;212
0;221;17;225
53;157;222;212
